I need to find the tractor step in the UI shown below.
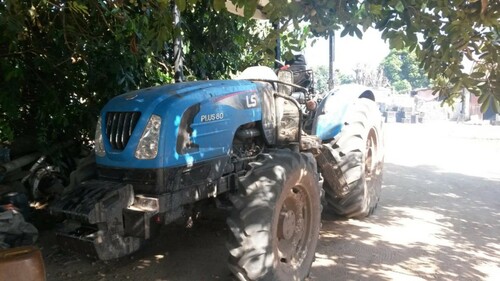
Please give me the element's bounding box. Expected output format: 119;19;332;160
50;180;143;260
54;223;142;260
50;180;134;224
55;225;100;258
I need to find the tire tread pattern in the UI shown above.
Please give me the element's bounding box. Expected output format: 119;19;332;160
227;150;321;281
323;98;384;218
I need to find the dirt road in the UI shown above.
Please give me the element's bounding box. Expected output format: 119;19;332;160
41;122;500;281
311;122;500;281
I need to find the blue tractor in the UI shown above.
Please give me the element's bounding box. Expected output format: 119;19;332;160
51;56;384;280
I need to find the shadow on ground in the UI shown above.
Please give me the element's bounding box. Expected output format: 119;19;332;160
41;208;232;281
40;162;500;280
311;163;500;281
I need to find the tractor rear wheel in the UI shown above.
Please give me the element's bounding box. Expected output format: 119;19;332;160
226;150;321;281
323;98;384;218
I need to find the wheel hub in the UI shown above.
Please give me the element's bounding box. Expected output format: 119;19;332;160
365;134;375;181
279;210;296;240
276;186;312;266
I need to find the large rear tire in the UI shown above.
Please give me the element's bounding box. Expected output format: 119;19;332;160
323;98;384;218
227;150;321;281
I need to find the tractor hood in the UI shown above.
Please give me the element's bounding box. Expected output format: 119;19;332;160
97;79;263;169
103;80;256;113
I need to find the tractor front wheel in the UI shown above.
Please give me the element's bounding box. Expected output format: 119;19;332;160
226;150;321;281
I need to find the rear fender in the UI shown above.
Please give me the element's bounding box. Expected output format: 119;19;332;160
312;85;375;141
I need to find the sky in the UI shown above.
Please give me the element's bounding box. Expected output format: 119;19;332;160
304;29;390;74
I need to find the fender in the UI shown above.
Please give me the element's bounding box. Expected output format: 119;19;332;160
312;84;376;141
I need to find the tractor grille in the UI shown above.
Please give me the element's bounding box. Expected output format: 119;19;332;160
105;112;141;150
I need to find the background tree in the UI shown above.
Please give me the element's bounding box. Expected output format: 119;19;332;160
353;64;388;88
337;72;355;85
228;0;499;111
313;66;360;94
182;0;264;80
392;80;412;94
1;0;499;149
0;0;263;148
311;65;329;94
381;50;429;93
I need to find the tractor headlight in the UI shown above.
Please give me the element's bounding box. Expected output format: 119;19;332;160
135;115;161;159
95;116;106;157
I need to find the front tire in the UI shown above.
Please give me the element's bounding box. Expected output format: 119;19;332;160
227;150;321;281
323;98;384;218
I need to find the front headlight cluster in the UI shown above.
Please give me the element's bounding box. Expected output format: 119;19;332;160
135;115;162;159
95;117;106;157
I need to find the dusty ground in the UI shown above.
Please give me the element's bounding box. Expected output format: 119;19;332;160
311;122;500;281
37;122;500;281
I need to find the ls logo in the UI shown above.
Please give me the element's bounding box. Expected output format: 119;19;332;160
245;94;258;108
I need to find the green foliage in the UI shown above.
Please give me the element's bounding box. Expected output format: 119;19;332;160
248;0;500;113
2;0;500;149
0;0;263;147
0;0;176;146
312;66;359;94
393;80;412;94
312;65;329;94
337;72;355;85
182;0;263;79
381;50;429;93
280;25;309;61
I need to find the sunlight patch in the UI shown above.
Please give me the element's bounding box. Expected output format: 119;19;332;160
319;231;338;238
485;243;500;251
312;253;337;267
380;267;427;281
349;207;455;247
475;262;500;281
429;192;461;199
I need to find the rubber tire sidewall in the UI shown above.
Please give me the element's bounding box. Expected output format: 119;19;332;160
323;98;384;218
227;150;321;281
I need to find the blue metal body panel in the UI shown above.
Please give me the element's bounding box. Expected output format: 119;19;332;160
97;80;262;169
312;84;373;141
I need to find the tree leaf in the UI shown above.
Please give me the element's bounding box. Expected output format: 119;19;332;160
478;52;490;59
175;0;187;11
370;4;383;15
462;77;476;87
213;0;225;11
470;72;485;79
451;81;462;93
389;36;404;49
480;96;491;113
353;26;363;39
375;14;392;29
244;0;258;19
468;87;481;95
395;2;405;13
478;93;489;104
492;99;500;114
340;26;350;37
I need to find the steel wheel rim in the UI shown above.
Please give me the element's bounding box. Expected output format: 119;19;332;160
365;129;377;183
275;184;313;270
